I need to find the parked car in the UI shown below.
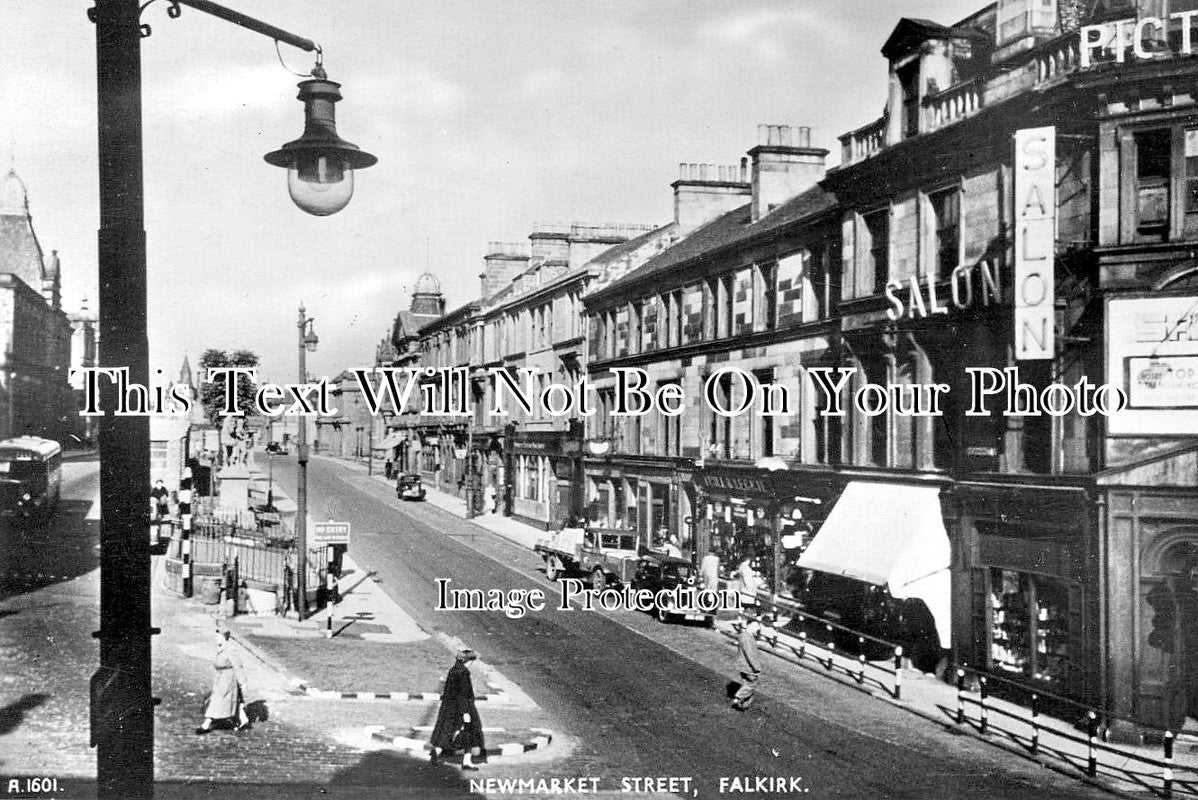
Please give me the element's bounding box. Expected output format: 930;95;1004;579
631;552;714;626
397;473;426;501
265;441;289;455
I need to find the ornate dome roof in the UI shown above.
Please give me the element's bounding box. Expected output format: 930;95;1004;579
413;271;441;296
0;168;29;216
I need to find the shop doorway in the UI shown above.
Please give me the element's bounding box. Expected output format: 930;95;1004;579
1141;538;1198;731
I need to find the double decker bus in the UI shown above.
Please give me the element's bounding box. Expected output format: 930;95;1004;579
0;436;62;519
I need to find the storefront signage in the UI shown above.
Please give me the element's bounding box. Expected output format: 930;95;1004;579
1107;295;1198;435
1080;14;1198;69
694;473;769;495
1126;356;1198;409
884;261;1001;322
1014;126;1056;361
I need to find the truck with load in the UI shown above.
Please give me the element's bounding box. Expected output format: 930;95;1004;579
534;526;641;591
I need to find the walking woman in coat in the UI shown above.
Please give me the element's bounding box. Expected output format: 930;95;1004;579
196;629;250;734
429;649;486;769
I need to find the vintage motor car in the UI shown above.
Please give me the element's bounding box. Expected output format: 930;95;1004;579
630;552;715;626
396;473;426;501
265;441;289;455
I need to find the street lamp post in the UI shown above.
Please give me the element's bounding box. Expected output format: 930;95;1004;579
92;6;153;799
296;306;318;621
90;3;374;795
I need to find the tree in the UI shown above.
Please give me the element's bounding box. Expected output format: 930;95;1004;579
198;348;260;424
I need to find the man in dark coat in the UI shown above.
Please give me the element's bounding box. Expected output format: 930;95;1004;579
430;649;486;769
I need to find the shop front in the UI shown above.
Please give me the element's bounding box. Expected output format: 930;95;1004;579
1103;475;1198;733
796;479;952;671
694;466;838;598
950;483;1096;706
510;428;582;530
583;458;692;553
468;430;507;517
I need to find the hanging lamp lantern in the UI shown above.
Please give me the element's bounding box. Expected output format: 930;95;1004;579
265;66;378;216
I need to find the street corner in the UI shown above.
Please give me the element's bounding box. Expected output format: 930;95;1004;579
362;724;559;763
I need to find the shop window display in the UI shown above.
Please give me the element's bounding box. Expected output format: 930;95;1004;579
989;568;1074;684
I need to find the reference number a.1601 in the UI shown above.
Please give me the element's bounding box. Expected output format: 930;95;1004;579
6;777;60;794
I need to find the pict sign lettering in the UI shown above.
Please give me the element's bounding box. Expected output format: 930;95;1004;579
1080;12;1198;68
1014;126;1056;361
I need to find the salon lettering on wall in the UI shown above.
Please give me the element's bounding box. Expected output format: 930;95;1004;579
884;260;1002;323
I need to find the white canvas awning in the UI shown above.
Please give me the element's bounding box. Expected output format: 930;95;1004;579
797;481;951;648
373;433;403;451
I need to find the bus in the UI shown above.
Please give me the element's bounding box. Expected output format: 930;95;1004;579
0;436;62;519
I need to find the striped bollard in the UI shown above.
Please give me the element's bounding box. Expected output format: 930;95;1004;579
893;646;903;700
956;669;965;725
1164;730;1174;798
1086;711;1098;777
856;637;866;684
825;623;835;671
979;676;989;735
181;511;193;597
1030;693;1040;755
798;630;807;660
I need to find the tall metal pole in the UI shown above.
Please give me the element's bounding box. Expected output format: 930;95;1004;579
296;305;309;620
92;1;154;796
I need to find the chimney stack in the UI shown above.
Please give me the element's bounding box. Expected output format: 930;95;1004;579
479;242;529;300
672;161;751;233
748;125;827;222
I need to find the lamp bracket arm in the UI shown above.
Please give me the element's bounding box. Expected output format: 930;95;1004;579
89;0;321;56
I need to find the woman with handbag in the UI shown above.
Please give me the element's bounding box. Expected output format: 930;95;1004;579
429;649;486;769
196;628;250;734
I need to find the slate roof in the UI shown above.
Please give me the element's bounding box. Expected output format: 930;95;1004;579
587;185;836;306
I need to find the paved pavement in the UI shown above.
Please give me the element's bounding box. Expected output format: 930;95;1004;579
0;453;1188;799
278;455;1118;799
339;454;1198;798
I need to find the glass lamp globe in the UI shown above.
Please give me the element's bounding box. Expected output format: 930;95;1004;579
265;67;377;217
287;154;355;216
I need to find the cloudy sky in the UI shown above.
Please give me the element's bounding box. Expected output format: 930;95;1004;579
4;0;971;384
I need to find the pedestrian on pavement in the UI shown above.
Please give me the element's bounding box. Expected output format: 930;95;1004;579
731;614;762;711
196;628;250;735
429;649;487;770
483;484;496;514
736;555;763;611
700;548;721;593
151;479;169;520
661;534;682;558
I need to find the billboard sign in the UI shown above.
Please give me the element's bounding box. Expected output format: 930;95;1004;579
1107;295;1198;435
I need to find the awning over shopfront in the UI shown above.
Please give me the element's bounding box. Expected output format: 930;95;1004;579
797;481;951;648
373;433;403;451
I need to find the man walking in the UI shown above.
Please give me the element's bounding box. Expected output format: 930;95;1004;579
731;614;762;711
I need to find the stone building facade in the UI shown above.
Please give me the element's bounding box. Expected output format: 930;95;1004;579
0;168;75;444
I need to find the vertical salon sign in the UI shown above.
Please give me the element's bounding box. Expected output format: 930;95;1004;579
1014;126;1056;360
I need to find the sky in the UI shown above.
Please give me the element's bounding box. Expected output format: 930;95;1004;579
3;0;974;385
